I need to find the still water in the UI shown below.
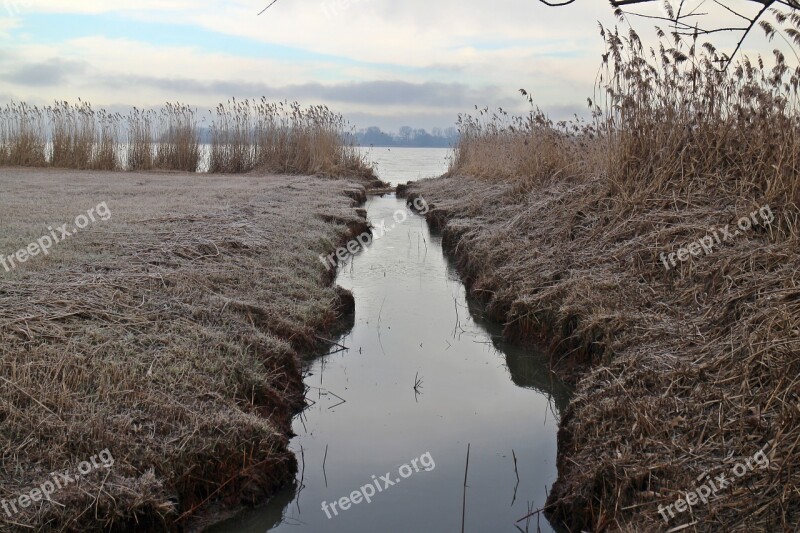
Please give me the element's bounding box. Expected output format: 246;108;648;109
208;148;569;532
358;147;452;187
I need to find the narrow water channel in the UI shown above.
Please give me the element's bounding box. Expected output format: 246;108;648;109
209;182;571;532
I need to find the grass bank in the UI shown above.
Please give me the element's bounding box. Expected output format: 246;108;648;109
0;169;372;531
405;24;800;532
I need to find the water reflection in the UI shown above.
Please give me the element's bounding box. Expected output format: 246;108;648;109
208;194;569;533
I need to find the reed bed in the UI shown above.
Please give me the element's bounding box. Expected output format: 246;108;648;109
0;102;47;167
208;98;374;179
153;103;201;172
126;107;155;171
452;24;800;207
50;101;122;170
0;99;376;179
409;18;800;533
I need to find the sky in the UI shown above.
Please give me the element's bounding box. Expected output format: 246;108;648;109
0;0;787;132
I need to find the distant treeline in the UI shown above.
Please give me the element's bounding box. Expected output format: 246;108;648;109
196;125;459;148
348;126;459;148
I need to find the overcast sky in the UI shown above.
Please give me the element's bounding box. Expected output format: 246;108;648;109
0;0;783;132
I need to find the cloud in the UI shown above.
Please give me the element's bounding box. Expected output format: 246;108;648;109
5;58;87;86
0;0;690;129
96;75;517;108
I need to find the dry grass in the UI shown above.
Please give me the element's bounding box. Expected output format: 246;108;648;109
127;108;155;171
0;169;370;532
49;101;120;170
0;99;377;179
0;102;47;167
153;103;201;172
407;18;800;533
208;98;374;179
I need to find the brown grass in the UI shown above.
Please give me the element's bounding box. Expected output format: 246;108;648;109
49;101;122;171
0;169;370;531
208;98;375;179
153;103;201;172
126;107;155;171
0;102;47;167
407;19;800;533
0;99;377;180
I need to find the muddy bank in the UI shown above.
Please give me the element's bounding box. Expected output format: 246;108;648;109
0;169;370;532
404;175;799;531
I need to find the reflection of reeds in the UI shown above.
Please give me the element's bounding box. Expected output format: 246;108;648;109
0;98;374;178
430;18;800;533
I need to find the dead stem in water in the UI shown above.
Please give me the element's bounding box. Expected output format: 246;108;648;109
410;18;800;532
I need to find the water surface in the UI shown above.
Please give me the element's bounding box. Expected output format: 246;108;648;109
206;205;567;533
358;147;452;187
208;179;570;531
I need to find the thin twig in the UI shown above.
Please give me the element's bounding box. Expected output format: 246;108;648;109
323;444;329;487
315;334;348;351
462;443;470;533
0;376;62;421
257;0;280;15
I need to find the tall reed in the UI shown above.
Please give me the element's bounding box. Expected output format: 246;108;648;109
450;22;800;207
126;108;154;171
154;102;200;172
93;108;122;171
209;97;372;177
50;101;104;169
209;98;257;173
597;25;800;203
0;102;47;167
0;98;374;178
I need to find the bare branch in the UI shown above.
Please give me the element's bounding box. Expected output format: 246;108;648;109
724;0;774;67
535;0;800;68
258;0;280;15
711;0;753;21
